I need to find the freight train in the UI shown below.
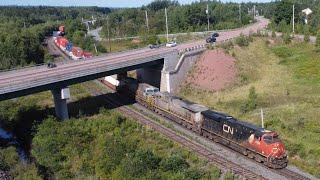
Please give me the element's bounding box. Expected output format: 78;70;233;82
53;25;93;60
104;77;288;169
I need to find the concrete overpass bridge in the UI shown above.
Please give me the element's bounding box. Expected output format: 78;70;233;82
0;17;269;120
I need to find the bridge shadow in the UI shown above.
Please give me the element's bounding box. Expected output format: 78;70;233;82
4;92;134;159
68;92;135;118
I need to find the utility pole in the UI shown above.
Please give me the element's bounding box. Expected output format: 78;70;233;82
253;5;256;20
145;10;149;33
292;4;295;33
165;8;169;42
261;108;264;128
239;4;242;24
107;16;111;52
94;43;98;53
206;4;210;31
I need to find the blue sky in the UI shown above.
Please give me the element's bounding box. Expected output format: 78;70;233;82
1;0;272;7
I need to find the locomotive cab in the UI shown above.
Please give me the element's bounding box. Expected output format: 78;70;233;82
248;130;287;168
143;87;159;96
260;132;286;158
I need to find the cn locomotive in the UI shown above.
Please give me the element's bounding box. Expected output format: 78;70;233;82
111;77;288;169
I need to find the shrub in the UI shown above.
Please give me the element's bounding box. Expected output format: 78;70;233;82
282;32;291;44
185;168;204;180
235;34;250;47
219;41;234;50
272;30;276;38
160;154;189;172
304;31;310;43
315;31;320;52
241;87;258;113
225;171;234;180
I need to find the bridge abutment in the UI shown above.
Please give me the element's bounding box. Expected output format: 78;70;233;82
51;87;70;120
161;50;204;93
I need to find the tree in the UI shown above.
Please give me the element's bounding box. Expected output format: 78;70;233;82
274;0;294;24
241;86;258;113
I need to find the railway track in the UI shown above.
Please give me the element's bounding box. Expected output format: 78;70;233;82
83;81;316;180
82;82;266;180
277;168;312;180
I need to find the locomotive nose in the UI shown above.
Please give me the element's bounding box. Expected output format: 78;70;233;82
272;142;286;157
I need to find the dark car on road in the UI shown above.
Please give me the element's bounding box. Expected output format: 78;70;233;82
47;62;57;68
206;36;216;43
212;32;219;37
206;32;219;43
149;44;161;49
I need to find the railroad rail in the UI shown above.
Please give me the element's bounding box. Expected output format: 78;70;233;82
277;168;311;180
82;82;266;180
84;81;316;180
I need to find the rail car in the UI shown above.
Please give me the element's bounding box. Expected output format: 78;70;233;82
106;77;288;169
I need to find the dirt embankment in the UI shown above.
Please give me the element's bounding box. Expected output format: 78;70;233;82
185;49;237;91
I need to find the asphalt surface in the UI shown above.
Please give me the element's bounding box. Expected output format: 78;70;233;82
0;17;269;96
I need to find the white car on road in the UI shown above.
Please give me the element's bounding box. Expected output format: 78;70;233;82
166;41;177;47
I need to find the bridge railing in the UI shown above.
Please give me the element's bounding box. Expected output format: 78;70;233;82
0;53;169;94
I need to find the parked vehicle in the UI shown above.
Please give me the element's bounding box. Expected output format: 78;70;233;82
149;44;161;49
212;32;219;37
206;36;216;43
47;62;57;68
166;41;177;47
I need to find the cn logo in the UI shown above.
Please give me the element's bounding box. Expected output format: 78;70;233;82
223;124;234;135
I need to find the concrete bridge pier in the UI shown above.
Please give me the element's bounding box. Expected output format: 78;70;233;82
137;64;163;88
51;87;70;120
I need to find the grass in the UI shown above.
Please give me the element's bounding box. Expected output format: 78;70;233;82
179;38;320;177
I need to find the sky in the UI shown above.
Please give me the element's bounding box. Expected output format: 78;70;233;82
0;0;272;8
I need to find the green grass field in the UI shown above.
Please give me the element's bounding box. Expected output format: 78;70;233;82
180;38;320;177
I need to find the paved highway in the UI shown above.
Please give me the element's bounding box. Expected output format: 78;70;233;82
0;17;269;100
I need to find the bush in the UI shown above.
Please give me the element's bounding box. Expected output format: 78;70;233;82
147;34;160;45
304;31;310;43
235;34;249;47
218;41;233;51
241;87;258;113
315;31;320;52
282;32;291;44
185;168;204;180
272;30;276;38
225;171;234;180
160;154;189;172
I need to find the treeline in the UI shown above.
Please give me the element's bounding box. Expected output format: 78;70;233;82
0;6;110;70
101;0;254;38
260;0;320;35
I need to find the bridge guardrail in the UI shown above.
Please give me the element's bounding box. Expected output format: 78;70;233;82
0;53;169;94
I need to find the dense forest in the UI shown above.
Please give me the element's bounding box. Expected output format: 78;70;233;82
0;6;109;70
259;0;320;35
101;0;254;38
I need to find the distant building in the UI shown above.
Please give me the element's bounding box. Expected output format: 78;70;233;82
302;8;312;24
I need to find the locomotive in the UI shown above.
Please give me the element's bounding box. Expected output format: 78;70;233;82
113;77;288;169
